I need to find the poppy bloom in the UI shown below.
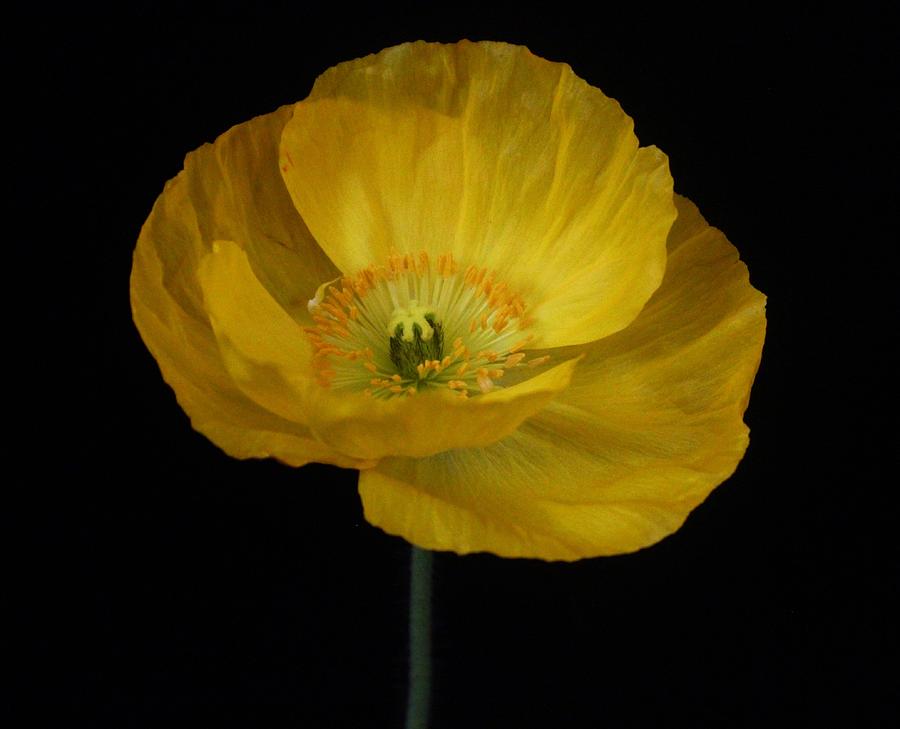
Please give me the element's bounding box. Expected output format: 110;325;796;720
131;41;765;560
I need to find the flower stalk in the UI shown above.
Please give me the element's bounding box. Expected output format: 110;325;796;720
405;546;433;729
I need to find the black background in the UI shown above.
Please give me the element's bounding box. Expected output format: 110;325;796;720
12;4;896;727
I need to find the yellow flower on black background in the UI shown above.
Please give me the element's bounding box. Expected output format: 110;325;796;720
132;41;765;560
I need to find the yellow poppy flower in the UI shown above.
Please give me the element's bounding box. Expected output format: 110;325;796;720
131;41;765;561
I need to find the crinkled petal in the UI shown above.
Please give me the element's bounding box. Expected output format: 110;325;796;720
280;41;674;348
308;357;581;461
131;108;360;468
182;105;340;318
196;240;322;427
358;196;766;559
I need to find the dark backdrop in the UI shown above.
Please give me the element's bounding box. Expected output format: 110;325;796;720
13;4;896;727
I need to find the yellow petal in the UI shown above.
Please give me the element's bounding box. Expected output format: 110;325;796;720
196;240;321;426
358;195;766;560
309;357;581;461
131;109;362;469
564;195;766;416
182;105;340;317
280;41;674;348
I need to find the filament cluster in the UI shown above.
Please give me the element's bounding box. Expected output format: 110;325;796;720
305;251;550;398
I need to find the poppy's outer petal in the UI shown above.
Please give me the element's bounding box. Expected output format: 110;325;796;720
309;357;581;461
358;196;766;560
280;41;674;348
196;240;321;427
131;109;363;469
182;105;340;318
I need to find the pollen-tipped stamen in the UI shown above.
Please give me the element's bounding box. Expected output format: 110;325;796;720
306;250;548;398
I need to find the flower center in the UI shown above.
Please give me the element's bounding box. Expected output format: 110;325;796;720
388;301;444;379
305;252;549;398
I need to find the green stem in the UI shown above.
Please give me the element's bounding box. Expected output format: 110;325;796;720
404;546;433;729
